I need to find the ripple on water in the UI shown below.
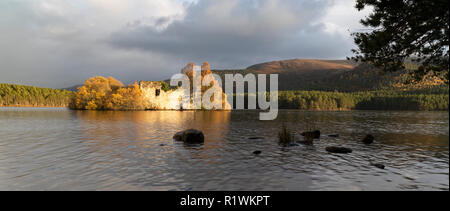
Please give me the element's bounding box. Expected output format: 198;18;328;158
0;108;448;190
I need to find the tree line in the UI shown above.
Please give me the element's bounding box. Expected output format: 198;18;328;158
0;83;72;107
231;87;448;111
277;87;449;111
1;78;448;111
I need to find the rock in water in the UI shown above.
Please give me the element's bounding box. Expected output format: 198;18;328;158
328;134;340;138
312;130;321;139
326;146;352;154
253;150;262;155
300;130;321;139
371;163;385;169
182;129;204;143
173;129;204;144
362;134;374;144
173;131;184;141
298;140;314;145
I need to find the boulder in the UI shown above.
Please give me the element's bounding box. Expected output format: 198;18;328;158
371;163;385;169
173;131;184;141
298;140;314;145
301;130;321;139
362;134;374;144
328;134;340;138
313;130;321;138
326;146;352;154
173;129;204;144
253;150;262;155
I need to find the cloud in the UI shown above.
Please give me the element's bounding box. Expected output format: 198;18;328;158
0;0;370;88
109;0;349;68
0;0;188;88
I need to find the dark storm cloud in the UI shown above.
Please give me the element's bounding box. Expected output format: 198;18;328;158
109;0;355;69
0;0;368;88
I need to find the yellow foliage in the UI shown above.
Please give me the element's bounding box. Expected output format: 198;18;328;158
86;100;98;110
394;73;446;89
69;76;144;110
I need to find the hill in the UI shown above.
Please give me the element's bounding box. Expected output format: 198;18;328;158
64;59;444;93
62;84;82;92
213;59;413;91
246;59;355;74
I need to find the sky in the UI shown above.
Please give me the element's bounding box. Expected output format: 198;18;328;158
0;0;371;88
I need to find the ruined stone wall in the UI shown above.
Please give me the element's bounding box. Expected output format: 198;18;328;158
140;81;187;110
140;80;231;110
139;62;231;110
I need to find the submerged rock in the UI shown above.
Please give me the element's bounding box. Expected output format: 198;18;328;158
362;134;375;144
371;163;385;169
253;150;262;155
173;129;204;143
288;142;301;147
326;146;352;154
298;140;314;145
301;130;321;139
248;137;265;140
328;134;340;138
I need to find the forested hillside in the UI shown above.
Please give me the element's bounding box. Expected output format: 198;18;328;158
212;59;446;91
211;59;448;111
0;83;72;107
277;87;449;111
229;87;448;111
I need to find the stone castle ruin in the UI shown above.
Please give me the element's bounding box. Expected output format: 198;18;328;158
139;81;185;110
139;62;231;110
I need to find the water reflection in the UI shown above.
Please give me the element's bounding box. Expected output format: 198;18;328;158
75;110;231;148
72;110;233;190
0;108;448;190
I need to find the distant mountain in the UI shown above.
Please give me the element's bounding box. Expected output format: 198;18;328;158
62;85;82;92
213;59;402;91
246;59;356;74
66;59;443;93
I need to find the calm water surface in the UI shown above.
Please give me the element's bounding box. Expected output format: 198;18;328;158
0;108;448;190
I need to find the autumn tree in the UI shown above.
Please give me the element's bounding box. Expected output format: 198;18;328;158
69;76;144;110
108;83;145;110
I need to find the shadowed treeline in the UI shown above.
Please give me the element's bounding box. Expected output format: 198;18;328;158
231;87;449;111
277;88;449;111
